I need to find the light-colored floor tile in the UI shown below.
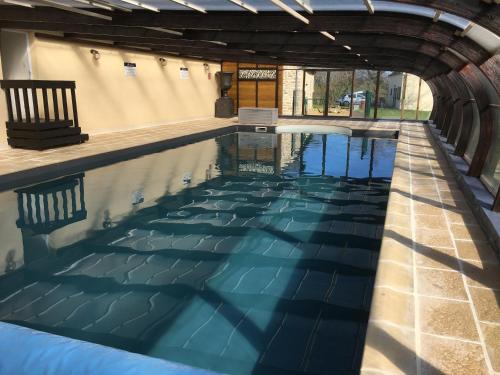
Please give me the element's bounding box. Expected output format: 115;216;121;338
419;296;479;341
481;323;500;373
416;267;467;300
469;287;500;323
420;334;488;375
455;240;498;264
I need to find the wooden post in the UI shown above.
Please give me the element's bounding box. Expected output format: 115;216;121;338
301;69;306;116
349;70;355;118
400;73;408;120
324;71;330;117
373;70;381;119
416;77;422;120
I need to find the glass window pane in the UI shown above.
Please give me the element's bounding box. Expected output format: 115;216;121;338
303;70;327;116
464;101;481;164
481;113;500;193
477;67;500;193
352;70;377;119
327;70;353;117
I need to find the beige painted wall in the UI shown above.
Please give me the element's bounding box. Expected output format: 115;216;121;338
29;35;220;135
405;74;433;111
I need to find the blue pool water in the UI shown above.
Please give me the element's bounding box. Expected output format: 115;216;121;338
0;131;396;375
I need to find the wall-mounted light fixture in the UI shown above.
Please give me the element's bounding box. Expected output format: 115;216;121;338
90;49;100;60
158;57;167;66
203;63;210;73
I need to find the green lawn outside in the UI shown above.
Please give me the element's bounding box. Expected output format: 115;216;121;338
376;107;431;120
304;101;431;120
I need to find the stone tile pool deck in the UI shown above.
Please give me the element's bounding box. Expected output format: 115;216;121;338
0;117;498;374
361;122;500;375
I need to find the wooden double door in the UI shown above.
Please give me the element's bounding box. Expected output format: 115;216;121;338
221;62;282;114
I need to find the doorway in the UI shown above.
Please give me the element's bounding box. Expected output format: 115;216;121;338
0;30;32;80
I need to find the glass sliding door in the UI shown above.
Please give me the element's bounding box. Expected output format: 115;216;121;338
376;71;404;119
303;70;327;116
352;70;378;118
327;71;353;117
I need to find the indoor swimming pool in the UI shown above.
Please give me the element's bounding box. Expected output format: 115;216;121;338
0;130;397;375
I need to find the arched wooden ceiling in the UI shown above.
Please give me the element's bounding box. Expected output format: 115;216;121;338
0;1;498;80
389;0;499;35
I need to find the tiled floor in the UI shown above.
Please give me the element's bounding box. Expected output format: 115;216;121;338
362;122;500;375
0;117;498;374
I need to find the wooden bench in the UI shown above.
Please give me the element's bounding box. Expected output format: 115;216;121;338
1;80;88;150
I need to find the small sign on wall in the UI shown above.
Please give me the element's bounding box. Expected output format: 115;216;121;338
124;62;137;77
180;67;189;80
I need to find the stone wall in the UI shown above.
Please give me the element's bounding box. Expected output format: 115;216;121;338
281;66;303;116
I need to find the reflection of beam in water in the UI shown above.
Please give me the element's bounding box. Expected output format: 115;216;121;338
321;134;326;176
15;173;87;234
345;137;351;178
369;139;375;182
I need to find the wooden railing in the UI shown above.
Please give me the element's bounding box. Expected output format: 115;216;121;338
0;80;88;150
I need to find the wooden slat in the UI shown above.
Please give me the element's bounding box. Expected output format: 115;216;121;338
22;88;31;124
5;88;14;123
70;87;79;127
31;87;40;123
42;88;50;122
238;81;257;108
52;88;59;121
257;80;277;108
13;88;22;122
61;88;69;120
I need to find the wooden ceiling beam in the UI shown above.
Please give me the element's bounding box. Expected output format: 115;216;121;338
54;31;460;70
1;19;479;67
